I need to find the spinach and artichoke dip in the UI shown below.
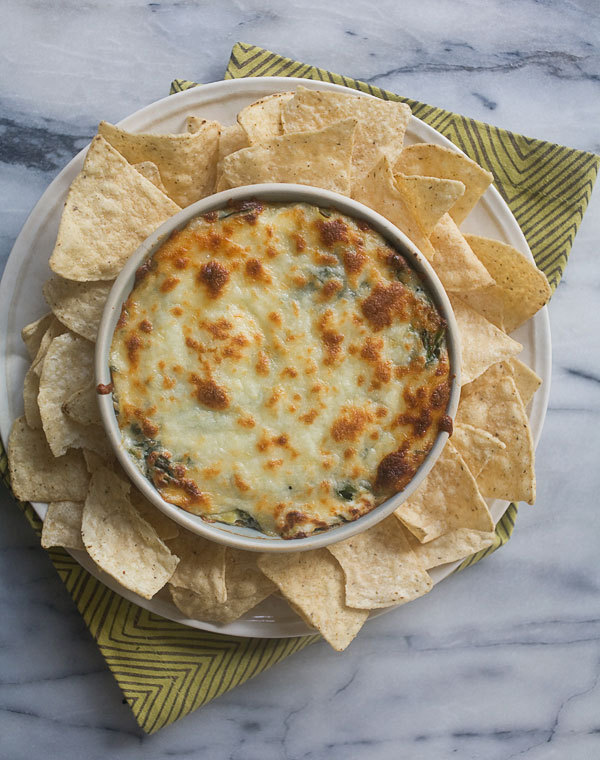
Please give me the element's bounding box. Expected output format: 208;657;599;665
109;201;452;539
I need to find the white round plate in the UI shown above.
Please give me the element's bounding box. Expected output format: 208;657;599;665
0;77;551;638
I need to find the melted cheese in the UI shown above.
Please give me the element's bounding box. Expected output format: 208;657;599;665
110;202;451;538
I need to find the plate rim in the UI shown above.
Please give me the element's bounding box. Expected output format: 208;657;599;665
0;76;552;639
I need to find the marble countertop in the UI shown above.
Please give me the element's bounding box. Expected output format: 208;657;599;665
1;1;599;757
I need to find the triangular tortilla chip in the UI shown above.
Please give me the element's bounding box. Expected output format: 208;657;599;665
394;173;465;234
456;369;536;504
237;92;294;143
430;214;495;291
352;156;435;259
43;276;112;343
23;364;42;429
395;442;494;542
328;516;432;609
98;119;220;206
217;119;356;195
49;135;180;281
462;235;552;332
215;123;250;185
394;143;493;224
170;549;276;624
282;85;411;182
167;531;227;604
21;313;53;360
41;501;85;550
405;526;496;569
38;332;110;458
451;422;506;478
8;417;89;502
508;357;542;406
258;550;368;651
82;468;178;599
450;294;522;385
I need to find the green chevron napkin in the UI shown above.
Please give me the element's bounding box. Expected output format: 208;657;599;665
1;42;598;734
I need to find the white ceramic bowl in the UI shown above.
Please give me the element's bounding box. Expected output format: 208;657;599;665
96;183;461;552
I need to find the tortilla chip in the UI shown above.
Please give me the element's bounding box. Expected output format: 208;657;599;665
83;448;109;474
462;235;552;333
49;135;180;281
258;549;369;651
457;369;536;503
217;119;356;196
31;317;68;375
450;294;522;385
98;120;220;207
170;549;276;624
129;488;179;541
7;417;89;502
42;276;112;343
394;143;493;224
405;527;496;569
82;468;178;599
452;422;506;478
41;501;85;550
237;92;294;143
282;86;411;182
21;313;53;360
394;173;465;234
167;531;227;603
23;364;42;429
62;381;101;427
430;214;495;291
215;123;250;185
395;442;494;542
38;332;110;458
508;357;542;406
328;516;432;609
352;156;435;259
133;160;167;195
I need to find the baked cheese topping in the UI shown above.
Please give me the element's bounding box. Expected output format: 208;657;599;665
110;201;451;538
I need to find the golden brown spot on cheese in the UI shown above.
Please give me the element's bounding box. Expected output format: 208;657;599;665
135;258;154;283
269;311;282;326
185;336;200;350
265;459;283;470
361;282;409;331
163;375;176;389
317;218;349;247
292;233;306;253
190;375;229;410
236;414;256;428
331;406;372;442
376;406;388;418
344;447;356;460
160;275;180;293
439;414;453;434
173;255;189;270
198;261;229;297
245;258;265;279
203;318;232;340
116;303;129;329
139;319;153;333
281;367;298;378
96;382;113;395
171;306;183;317
321;278;343;300
125;334;142;364
374;361;392;385
292;272;308;288
360;336;383;362
266;246;278;258
392;409;433;438
342;248;367;274
315;252;338;266
141;419;159;438
266;386;284;408
274;434;288;446
431;381;451;410
256;351;270;376
233;473;251;491
299;408;318;425
202;464;221;478
375;445;414;492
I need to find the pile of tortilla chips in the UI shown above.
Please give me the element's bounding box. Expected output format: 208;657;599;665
8;87;551;651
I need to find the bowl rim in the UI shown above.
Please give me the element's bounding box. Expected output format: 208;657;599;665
95;183;461;553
